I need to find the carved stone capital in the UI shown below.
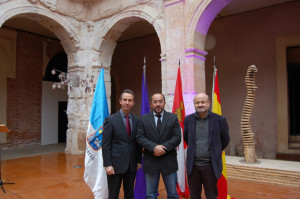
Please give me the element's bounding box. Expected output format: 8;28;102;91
87;21;94;32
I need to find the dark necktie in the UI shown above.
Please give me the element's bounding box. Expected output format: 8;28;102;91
125;115;131;138
156;114;162;133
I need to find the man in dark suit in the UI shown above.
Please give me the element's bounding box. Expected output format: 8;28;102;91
184;93;230;199
136;93;181;199
102;89;142;199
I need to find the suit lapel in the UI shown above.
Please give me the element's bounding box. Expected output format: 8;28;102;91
148;113;159;137
129;115;138;141
131;116;137;134
115;112;129;140
116;112;126;129
208;113;214;144
160;111;170;137
191;115;196;141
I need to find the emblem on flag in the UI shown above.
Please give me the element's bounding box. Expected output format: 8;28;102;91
174;102;184;123
87;126;104;151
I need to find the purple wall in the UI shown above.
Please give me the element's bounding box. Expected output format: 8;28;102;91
205;1;300;158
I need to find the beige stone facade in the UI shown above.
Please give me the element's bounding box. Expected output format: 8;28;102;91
1;0;220;154
1;0;300;159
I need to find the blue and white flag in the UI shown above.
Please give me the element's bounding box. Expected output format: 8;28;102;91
84;68;109;199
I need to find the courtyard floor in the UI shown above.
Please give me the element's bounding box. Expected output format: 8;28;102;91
0;144;299;199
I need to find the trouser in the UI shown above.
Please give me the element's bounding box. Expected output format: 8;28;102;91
145;171;179;199
107;170;136;199
187;164;218;199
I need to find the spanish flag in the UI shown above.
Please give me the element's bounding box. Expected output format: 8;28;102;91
212;66;232;199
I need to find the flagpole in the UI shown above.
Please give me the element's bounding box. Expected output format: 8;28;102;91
143;57;146;86
212;56;216;105
134;56;150;199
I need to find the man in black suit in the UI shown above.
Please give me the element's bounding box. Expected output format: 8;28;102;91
102;89;142;199
136;93;181;199
184;93;230;199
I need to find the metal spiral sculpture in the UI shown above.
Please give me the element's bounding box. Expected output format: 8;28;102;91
241;65;258;163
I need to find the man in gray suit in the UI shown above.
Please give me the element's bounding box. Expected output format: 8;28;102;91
102;89;142;199
136;93;181;199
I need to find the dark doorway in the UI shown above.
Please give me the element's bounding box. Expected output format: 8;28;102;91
287;63;300;136
58;101;68;143
110;20;161;116
44;52;68;82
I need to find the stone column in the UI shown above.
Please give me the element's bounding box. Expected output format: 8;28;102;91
64;63;86;154
163;0;186;111
184;48;207;115
65;48;106;154
98;38;117;112
164;1;207;115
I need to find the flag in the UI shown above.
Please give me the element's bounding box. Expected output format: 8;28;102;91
84;68;109;199
134;63;150;199
140;64;150;116
172;67;190;198
212;66;232;199
212;68;222;116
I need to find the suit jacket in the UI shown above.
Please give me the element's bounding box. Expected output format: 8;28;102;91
102;111;142;174
136;111;181;175
184;111;230;179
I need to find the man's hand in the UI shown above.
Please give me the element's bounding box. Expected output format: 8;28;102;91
137;163;142;170
105;166;115;175
153;145;166;156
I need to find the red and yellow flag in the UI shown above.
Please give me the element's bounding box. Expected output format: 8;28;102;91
172;67;189;198
212;67;232;199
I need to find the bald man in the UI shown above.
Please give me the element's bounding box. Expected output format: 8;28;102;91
184;93;230;199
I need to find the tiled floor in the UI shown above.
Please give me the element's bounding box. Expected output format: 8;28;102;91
0;152;93;199
0;145;299;199
1;143;66;160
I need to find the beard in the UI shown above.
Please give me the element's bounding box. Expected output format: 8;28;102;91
154;106;163;114
195;107;208;113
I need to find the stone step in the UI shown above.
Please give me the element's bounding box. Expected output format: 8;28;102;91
227;170;300;183
227;174;298;187
227;165;300;178
227;165;300;179
226;164;300;187
289;142;300;150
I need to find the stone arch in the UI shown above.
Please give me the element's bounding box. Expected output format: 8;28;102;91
0;3;82;151
186;0;232;51
0;3;81;55
182;0;232;94
91;6;165;112
95;6;165;57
